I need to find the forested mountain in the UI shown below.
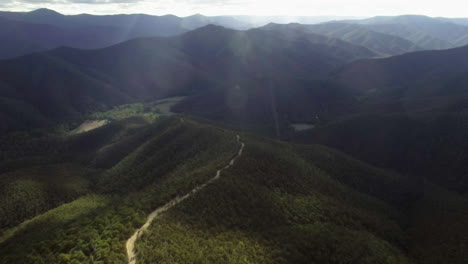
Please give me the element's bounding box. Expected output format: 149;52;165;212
3;115;465;264
334;44;468;97
292;44;468;193
0;24;376;132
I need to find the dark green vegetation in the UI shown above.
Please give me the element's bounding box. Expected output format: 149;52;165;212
0;164;93;234
0;116;241;263
0;115;462;264
136;135;418;264
295;112;468;193
290;46;468;193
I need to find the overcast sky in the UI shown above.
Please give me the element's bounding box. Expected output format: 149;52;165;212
1;0;468;17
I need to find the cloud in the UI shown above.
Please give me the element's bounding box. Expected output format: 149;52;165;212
1;0;468;17
13;0;142;3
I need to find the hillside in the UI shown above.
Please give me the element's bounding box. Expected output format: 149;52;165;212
0;114;466;263
334;44;468;98
290;44;468;193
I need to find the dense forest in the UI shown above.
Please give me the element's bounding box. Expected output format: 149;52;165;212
1;112;466;263
0;114;240;263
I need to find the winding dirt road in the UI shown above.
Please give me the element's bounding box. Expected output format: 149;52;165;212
126;135;245;264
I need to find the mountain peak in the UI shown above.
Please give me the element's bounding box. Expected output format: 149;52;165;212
188;13;205;18
28;8;63;17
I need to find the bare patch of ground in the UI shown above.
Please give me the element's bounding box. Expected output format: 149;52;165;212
72;120;109;134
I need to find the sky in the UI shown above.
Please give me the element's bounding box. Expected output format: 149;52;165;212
1;0;468;17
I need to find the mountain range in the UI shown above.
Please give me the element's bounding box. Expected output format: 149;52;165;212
0;8;468;264
0;8;250;58
3;10;468;59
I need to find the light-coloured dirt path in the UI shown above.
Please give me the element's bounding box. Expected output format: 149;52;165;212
126;134;245;264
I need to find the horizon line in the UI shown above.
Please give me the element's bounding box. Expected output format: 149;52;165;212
1;8;468;19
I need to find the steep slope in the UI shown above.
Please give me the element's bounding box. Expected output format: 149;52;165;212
292;44;468;193
135;136;417;264
0;52;132;121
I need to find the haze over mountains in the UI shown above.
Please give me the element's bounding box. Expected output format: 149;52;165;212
0;7;468;264
3;9;468;58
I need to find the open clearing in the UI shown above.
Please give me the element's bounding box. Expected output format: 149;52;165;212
72;120;109;134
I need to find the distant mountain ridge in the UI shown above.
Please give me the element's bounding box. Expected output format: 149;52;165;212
0;8;251;31
0;9;252;58
338;15;468;50
262;22;423;56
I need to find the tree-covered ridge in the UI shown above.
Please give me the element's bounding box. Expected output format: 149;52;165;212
135;136;415;264
0;114;467;264
0;116;240;264
0;164;94;233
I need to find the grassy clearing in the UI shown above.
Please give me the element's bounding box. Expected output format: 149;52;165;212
89;103;160;122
